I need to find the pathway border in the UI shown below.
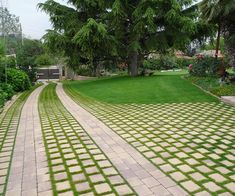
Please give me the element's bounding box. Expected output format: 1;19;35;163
57;83;187;196
6;85;52;196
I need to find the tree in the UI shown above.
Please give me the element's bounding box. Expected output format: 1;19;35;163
0;7;22;54
39;0;196;76
199;0;235;59
16;38;44;81
35;53;53;66
110;0;196;76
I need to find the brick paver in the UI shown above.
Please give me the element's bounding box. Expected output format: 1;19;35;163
0;87;39;196
5;85;51;196
57;83;186;196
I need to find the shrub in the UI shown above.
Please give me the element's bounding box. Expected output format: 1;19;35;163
75;64;93;76
159;55;178;70
189;56;223;77
143;55;179;71
0;83;14;99
4;68;31;92
143;59;160;70
176;58;194;69
0;88;7;108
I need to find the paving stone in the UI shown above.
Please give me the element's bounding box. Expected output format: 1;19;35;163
94;183;112;194
56;181;71;191
225;182;235;192
170;172;187;182
142;176;160;188
54;172;68;181
190;172;206;182
203;182;221;192
108;175;125;185
209;173;227;183
75;182;91;192
151;185;171;195
114;184;134;195
181;181;200;192
72;173;86;182
89;174;105;183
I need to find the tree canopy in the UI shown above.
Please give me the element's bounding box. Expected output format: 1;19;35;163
39;0;199;76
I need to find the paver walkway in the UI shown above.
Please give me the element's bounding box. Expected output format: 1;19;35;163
57;83;187;196
6;85;51;196
0;87;40;196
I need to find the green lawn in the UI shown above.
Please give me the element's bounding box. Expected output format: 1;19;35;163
64;74;218;104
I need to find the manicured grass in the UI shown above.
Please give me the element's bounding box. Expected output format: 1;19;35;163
64;75;218;104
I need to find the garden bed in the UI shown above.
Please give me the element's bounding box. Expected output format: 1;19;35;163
185;76;235;97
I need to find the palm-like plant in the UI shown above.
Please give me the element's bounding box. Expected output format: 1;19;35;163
199;0;235;58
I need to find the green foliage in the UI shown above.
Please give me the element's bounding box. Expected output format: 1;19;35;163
3;68;31;92
201;38;225;53
0;41;5;56
74;64;92;76
186;75;235;97
5;56;16;68
0;83;14;99
17;39;44;67
35;54;53;66
39;0;197;76
0;83;14;108
176;58;194;69
189;56;222;76
16;38;44;82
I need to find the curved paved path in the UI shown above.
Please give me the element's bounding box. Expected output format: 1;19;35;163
56;83;187;196
6;85;51;196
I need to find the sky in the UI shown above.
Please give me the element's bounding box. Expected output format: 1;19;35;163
7;0;66;39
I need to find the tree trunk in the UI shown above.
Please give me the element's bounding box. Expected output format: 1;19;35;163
215;22;221;59
129;52;138;77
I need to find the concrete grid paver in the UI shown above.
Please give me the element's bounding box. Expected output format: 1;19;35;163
63;83;235;195
39;84;135;195
57;83;185;196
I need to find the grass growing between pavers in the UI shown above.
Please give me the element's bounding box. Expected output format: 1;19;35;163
64;75;218;104
64;80;235;195
38;83;136;195
0;84;41;196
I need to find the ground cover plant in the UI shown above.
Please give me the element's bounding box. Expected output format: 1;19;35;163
0;84;40;195
186;76;235;97
38;83;135;195
64;75;235;195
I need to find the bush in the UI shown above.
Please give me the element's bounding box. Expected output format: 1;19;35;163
0;83;14;108
176;58;194;69
189;56;222;77
143;59;160;70
0;83;14;99
0;88;7;108
4;68;31;92
159;55;178;70
143;55;179;71
75;64;93;76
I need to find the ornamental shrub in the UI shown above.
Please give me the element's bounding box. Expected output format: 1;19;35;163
189;56;222;77
4;68;31;92
0;83;14;99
